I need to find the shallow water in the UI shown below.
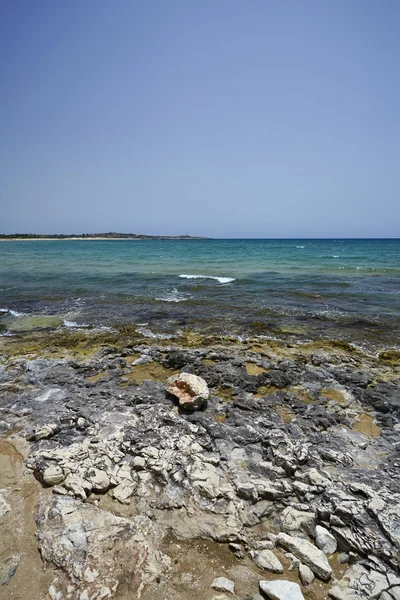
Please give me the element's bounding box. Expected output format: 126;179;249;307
0;238;399;347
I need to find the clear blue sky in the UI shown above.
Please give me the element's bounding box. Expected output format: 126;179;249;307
1;0;399;237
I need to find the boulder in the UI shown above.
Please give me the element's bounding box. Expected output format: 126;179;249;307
260;579;305;600
166;373;209;410
276;532;332;580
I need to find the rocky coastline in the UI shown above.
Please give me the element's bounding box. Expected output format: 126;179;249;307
1;328;400;600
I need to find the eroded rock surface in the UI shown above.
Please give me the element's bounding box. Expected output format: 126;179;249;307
0;339;400;598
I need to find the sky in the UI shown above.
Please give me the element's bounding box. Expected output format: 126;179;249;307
1;0;399;238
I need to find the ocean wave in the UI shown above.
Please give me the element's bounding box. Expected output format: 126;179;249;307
9;309;26;317
296;245;305;249
179;274;235;284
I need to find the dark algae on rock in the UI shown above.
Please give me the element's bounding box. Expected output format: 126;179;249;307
1;329;400;599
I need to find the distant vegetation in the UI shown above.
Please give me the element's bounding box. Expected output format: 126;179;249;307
0;232;206;240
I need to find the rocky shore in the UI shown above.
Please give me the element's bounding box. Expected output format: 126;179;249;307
1;329;399;600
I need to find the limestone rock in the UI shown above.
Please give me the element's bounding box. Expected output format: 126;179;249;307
42;465;65;486
252;549;283;573
328;563;391;599
36;495;170;598
166;373;209;410
299;563;314;586
260;579;305;600
277;532;332;580
84;468;110;493
315;525;337;554
211;577;235;594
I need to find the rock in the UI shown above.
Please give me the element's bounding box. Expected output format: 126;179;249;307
280;506;316;536
259;579;305;600
166;373;209;410
299;563;314;586
42;465;65;486
328;563;391;599
276;532;332;580
133;456;146;470
315;525;337;554
252;550;283;573
36;495;170;598
211;577;235;594
84;468;110;493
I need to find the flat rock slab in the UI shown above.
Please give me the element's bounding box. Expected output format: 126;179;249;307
211;577;235;594
36;495;170;598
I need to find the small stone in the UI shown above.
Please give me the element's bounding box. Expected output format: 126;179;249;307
338;553;349;564
133;456;146;470
299;564;314;586
252;550;284;573
211;577;235;594
315;525;337;554
260;579;305;600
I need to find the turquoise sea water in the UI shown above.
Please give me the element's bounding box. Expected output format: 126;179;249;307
0;239;399;347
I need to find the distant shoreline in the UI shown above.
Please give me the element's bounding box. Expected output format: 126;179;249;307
0;234;207;241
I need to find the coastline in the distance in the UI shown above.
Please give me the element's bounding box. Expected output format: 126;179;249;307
0;232;208;241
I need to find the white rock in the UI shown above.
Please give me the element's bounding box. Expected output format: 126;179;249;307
133;456;146;470
299;563;314;585
211;577;235;594
166;373;209;410
315;525;337;554
252;549;283;573
260;579;305;600
42;465;65;486
277;532;332;580
84;468;110;493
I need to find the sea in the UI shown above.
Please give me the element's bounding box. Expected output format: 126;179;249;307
0;238;399;349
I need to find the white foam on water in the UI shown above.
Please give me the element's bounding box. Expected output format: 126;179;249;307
179;274;235;284
9;309;26;317
332;255;340;258
63;320;80;328
155;288;191;302
296;246;305;249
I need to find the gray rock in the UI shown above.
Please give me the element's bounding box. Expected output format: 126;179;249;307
259;579;305;600
252;549;283;573
211;577;235;594
277;532;332;580
328;563;390;599
166;373;209;410
36;495;170;598
315;525;337;554
299;563;314;586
